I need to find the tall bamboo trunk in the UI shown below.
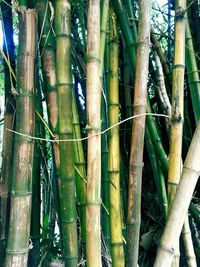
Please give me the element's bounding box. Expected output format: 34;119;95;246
154;121;200;267
185;17;200;123
168;0;186;213
108;9;124;267
72;90;87;258
28;81;43;267
126;1;151;266
86;1;101;266
35;0;60;228
0;0;15;263
35;0;59;162
167;1;186;265
55;1;78;266
5;8;36;267
35;2;61;242
100;0;110;247
112;0;136;75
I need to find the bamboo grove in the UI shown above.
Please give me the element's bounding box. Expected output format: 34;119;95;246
0;0;200;267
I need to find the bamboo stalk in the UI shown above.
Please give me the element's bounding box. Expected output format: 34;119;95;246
185;17;200;123
108;10;124;267
123;0;137;41
86;1;102;266
55;1;78;265
0;0;15;263
35;0;60;166
112;0;136;76
167;1;186;265
72;90;87;257
35;0;60;225
154;121;200;267
126;1;151;266
146;97;169;174
100;0;110;247
5;8;36;267
145;128;168;221
168;0;186;212
28;79;42;267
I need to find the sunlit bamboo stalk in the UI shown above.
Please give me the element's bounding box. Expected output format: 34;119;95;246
167;1;186;265
86;1;101;266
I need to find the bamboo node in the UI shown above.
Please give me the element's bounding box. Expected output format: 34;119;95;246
136;40;150;48
63;255;79;260
183;166;200;175
61;219;77;224
86;200;102;206
175;7;185;20
85;55;100;63
110;242;123;247
6;247;29;254
11;191;32;196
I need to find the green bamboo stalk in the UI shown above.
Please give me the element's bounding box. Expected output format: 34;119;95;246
126;1;151;266
100;0;110;247
185;17;200;123
0;0;15;263
28;76;43;267
72;90;87;257
145;128;168;221
146;97;169;173
55;1;78;266
123;0;137;42
112;0;136;76
29;131;41;267
154;121;200;267
5;8;36;267
100;0;109;76
86;1;101;266
108;10;124;267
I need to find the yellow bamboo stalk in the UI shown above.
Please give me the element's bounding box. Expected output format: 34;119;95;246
108;9;124;267
167;1;186;265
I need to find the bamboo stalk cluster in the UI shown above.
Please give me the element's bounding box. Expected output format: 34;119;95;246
0;1;200;267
